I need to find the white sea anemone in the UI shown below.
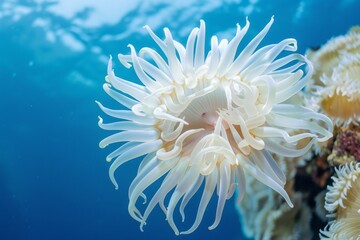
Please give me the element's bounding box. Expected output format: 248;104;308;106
320;162;360;239
97;17;333;235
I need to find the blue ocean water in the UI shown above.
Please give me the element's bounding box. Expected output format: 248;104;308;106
0;1;359;240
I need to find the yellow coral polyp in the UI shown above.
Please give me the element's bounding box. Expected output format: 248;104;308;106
321;94;360;122
307;27;360;85
320;162;360;239
316;53;360;126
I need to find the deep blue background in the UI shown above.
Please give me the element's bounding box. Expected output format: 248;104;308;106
1;0;359;239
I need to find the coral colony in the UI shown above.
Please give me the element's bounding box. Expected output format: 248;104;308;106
97;19;360;238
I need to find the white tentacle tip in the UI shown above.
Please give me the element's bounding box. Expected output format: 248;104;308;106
105;156;112;162
117;53;132;68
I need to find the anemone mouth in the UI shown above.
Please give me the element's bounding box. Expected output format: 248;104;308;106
180;87;228;131
175;86;243;155
162;81;269;160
